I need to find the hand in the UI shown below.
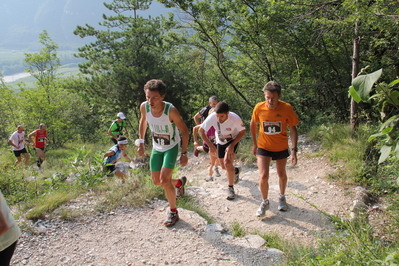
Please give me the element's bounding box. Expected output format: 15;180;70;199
209;145;217;154
180;155;188;166
291;153;297;167
137;144;145;157
252;145;257;156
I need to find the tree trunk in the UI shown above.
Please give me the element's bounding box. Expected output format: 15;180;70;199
351;21;360;131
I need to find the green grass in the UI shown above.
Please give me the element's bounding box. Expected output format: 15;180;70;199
26;190;80;219
230;221;247;238
308;123;374;181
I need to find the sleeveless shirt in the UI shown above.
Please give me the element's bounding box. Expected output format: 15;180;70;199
35;129;47;149
146;101;180;152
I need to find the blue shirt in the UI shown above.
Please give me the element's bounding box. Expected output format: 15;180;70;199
104;145;123;165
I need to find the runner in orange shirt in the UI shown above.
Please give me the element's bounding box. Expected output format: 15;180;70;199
250;81;299;217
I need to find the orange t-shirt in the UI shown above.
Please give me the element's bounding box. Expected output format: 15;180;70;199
251;100;299;152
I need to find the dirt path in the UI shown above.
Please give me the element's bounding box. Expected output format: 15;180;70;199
11;138;355;265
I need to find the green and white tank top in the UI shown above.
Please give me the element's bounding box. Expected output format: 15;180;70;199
146;101;180;152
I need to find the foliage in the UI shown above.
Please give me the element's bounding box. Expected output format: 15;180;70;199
349;68;399;164
285;216;396;265
24;30;60;90
230;221;247;238
308;123;372;180
158;0;399;126
0;76;19;142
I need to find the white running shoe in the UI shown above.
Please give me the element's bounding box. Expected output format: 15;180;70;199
213;166;221;177
256;200;270;217
278;195;288;211
205;175;214;182
226;186;235;200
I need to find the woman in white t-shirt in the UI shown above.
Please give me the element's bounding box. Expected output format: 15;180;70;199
0;191;21;265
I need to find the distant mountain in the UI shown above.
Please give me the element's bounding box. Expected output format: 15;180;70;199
0;0;169;51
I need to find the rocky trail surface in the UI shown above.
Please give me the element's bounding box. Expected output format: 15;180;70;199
11;137;356;265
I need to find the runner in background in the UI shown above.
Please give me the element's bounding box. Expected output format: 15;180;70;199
103;136;134;180
108;112;129;144
199;102;246;200
192;108;220;181
28;123;49;172
8;125;30;167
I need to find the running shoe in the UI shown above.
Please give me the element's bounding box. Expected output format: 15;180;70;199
234;166;241;184
194;147;199;157
278;195;288;211
176;176;187;198
205;175;214;182
163;210;179;227
226;186;235;200
213;166;221;177
256;200;270;217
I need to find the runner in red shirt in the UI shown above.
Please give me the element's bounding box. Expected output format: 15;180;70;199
28;123;49;172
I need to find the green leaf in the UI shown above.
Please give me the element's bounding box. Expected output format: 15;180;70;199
395;141;399;159
389;91;399;105
368;132;384;142
381;127;393;134
379;115;399;131
378;145;391;164
351;69;382;101
388;79;399;87
349;86;362;103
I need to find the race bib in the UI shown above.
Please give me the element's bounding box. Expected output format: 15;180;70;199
153;133;170;146
219;134;233;144
263;121;282;135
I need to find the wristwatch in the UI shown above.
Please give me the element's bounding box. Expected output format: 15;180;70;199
181;152;188;156
291;147;298;152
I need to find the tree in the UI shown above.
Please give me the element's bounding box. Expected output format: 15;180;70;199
24;30;61;97
21;32;91;146
0;74;19;144
73;0;200;134
158;0;399;127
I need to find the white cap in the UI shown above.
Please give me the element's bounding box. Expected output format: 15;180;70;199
117;112;126;119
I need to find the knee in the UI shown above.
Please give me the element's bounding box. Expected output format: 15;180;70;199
259;174;269;181
160;179;171;186
153;180;161;186
276;171;287;179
